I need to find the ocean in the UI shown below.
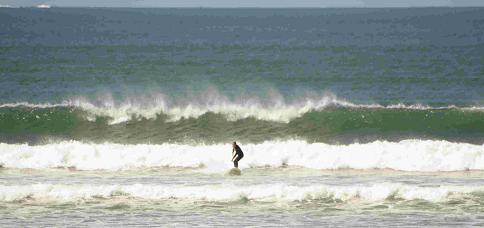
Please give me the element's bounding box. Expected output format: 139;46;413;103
0;7;484;227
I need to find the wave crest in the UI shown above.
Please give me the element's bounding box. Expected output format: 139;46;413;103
0;183;481;203
1;94;359;124
3;93;481;124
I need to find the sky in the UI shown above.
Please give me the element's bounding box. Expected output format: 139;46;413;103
1;0;484;8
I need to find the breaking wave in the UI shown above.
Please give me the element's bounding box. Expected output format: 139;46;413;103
0;95;382;124
1;94;482;124
1;96;483;144
0;183;482;203
1;140;484;172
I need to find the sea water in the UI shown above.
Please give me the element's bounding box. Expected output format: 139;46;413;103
1;7;484;227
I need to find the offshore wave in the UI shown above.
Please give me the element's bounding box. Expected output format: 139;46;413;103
1;96;482;124
1;98;483;144
1;140;484;172
0;96;373;124
0;183;482;203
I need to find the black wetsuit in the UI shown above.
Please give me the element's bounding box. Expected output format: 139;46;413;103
233;145;244;168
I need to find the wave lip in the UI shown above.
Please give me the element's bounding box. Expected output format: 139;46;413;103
2;94;482;124
0;183;481;203
1;99;484;145
30;95;360;124
1;140;484;172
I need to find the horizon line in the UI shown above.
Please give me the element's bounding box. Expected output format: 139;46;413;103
3;6;484;9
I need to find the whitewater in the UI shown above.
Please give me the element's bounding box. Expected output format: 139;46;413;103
1;183;482;203
1;140;483;172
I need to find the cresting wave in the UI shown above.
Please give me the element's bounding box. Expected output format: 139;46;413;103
1;140;484;172
0;183;482;203
2;98;484;144
1;95;482;124
0;97;365;124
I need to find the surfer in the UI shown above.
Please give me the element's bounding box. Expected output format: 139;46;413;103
231;141;244;168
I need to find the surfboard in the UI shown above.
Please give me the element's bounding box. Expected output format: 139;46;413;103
228;168;241;176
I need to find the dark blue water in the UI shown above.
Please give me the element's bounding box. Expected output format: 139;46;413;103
0;7;483;105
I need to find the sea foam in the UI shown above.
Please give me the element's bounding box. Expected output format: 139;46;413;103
0;183;480;203
1;140;483;172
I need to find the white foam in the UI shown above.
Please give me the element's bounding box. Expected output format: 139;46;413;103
1;140;484;172
0;102;68;109
0;183;479;203
65;92;371;124
1;93;481;124
36;4;51;8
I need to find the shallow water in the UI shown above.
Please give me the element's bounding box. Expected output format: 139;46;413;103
1;167;484;227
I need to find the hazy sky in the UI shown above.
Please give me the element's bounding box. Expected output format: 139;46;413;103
2;0;484;8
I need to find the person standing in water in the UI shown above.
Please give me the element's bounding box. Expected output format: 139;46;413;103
232;141;244;168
